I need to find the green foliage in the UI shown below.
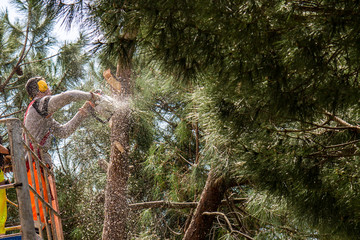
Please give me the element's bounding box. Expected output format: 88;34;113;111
131;1;360;238
4;0;360;239
0;1;106;238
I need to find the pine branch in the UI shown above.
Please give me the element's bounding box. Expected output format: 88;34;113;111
19;52;61;66
293;1;356;16
203;211;254;240
278;113;360;133
129;198;248;210
275;119;330;133
52;69;70;93
324;111;360;133
324;140;360;149
225;193;248;234
175;148;194;166
0;2;32;92
194;120;200;165
0;108;26;119
130;201;197;210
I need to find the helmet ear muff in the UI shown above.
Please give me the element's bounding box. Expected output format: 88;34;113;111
37;80;48;93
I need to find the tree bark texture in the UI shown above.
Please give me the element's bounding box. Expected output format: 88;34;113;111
102;63;132;239
183;170;227;240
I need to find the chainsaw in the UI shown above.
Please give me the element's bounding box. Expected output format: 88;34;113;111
90;90;117;124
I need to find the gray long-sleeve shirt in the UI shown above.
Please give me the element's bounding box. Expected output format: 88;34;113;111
24;90;93;165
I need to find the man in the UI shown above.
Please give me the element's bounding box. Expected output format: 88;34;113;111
24;76;99;234
24;76;99;165
0;136;9;235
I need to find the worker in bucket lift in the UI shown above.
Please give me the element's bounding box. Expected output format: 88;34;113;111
24;76;100;232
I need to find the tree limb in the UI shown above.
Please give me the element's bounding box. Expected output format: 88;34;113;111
0;3;32;91
277;112;360;134
19;52;61;66
324;140;360;149
203;211;254;240
323;111;360;132
0;108;26;119
130;201;198;210
129;198;248;211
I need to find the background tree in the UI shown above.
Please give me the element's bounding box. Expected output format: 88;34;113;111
131;0;360;239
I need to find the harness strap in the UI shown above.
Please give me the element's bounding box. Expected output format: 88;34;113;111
24;99;54;201
24;98;52;163
24;98;37;124
24;98;51;148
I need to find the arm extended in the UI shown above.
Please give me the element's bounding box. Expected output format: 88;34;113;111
47;90;94;115
50;108;89;139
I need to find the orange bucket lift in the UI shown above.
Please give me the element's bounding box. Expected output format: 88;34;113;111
0;118;64;240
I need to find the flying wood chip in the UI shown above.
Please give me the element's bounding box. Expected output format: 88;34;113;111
103;69;122;91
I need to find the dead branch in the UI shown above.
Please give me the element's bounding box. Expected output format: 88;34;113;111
19;53;61;66
225;194;247;234
129;198;248;211
203;211;254;240
130;201;197;210
277;112;360;134
275;118;331;133
0;108;26;119
324;140;360;149
324;111;360;133
176;151;195;167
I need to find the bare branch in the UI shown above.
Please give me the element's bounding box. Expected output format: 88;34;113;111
324;140;360;149
277;112;360;134
275;119;331;133
203;211;254;240
176;151;194;167
225;194;246;234
130;201;198;210
324;111;360;133
19;53;61;66
0;108;26;119
129;198;248;211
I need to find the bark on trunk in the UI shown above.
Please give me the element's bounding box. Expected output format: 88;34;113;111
183;170;227;240
102;63;132;239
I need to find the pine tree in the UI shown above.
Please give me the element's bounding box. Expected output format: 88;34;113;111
132;1;360;238
0;1;100;238
38;0;360;239
125;0;360;238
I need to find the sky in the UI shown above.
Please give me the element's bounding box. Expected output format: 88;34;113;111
0;0;80;42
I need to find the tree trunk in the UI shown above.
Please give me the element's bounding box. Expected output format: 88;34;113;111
102;61;132;239
183;170;227;240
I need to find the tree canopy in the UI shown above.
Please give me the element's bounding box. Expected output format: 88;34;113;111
2;0;360;239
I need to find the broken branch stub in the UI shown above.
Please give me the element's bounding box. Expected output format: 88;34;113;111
103;69;122;92
114;141;125;154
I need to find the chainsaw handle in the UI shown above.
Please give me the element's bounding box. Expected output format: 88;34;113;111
88;101;96;108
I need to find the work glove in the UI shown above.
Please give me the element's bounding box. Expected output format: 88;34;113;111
90;89;105;106
94;89;103;95
90;89;103;103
